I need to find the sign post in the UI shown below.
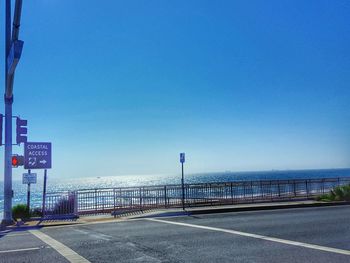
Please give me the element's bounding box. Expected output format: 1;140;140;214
26;170;30;210
24;142;52;216
180;153;185;211
42;169;47;217
22;170;37;210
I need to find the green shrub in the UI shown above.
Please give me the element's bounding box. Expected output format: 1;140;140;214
332;186;344;201
12;204;30;221
30;208;43;217
316;184;350;202
343;185;350;201
316;194;332;202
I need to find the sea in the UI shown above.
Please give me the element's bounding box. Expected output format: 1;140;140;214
1;168;350;217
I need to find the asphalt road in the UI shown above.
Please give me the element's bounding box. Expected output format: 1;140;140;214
1;205;350;263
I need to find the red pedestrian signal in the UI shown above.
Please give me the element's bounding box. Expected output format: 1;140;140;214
12;156;18;166
12;154;24;168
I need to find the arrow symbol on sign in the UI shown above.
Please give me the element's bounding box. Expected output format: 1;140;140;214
39;160;47;164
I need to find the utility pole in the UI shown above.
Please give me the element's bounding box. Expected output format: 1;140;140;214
2;0;24;226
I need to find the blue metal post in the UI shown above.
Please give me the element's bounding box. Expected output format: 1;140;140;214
181;162;185;210
26;170;31;210
2;0;13;226
42;169;47;217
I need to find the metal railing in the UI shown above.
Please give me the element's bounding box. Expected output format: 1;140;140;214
44;177;350;216
44;191;77;217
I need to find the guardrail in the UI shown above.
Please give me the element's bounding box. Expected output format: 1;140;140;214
44;177;350;216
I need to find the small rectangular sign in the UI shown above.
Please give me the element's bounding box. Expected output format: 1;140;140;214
180;153;185;163
24;142;52;169
22;173;37;184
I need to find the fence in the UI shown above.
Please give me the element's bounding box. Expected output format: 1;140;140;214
43;191;77;218
44;177;350;216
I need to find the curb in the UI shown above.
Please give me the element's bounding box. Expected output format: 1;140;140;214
0;220;81;232
134;201;350;218
2;201;350;231
190;201;350;215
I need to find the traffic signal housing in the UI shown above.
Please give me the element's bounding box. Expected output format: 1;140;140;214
12;154;24;168
16;117;27;145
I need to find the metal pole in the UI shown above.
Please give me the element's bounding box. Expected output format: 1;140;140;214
2;0;13;226
42;169;47;217
164;185;167;208
27;170;31;210
181;162;185;210
7;0;23;98
2;0;24;226
27;184;30;210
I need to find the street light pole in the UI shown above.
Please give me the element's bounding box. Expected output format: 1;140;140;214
2;0;13;226
2;0;23;226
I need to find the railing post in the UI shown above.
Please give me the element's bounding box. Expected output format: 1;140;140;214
120;188;123;208
251;181;254;202
139;187;142;210
164;186;167;208
113;188;116;211
288;181;292;200
305;180;309;198
293;180;297;197
130;190;133;208
230;182;234;204
243;183;246;200
322;179;325;194
270;181;273;200
74;191;78;216
184;184;187;208
95;189;97;212
209;183;212;205
277;181;281;197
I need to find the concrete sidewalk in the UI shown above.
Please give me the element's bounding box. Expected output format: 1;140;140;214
1;200;349;231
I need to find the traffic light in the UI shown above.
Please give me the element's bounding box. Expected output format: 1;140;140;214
12;154;24;168
16;117;27;145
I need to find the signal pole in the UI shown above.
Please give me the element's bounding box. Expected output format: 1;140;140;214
2;0;24;226
2;0;13;226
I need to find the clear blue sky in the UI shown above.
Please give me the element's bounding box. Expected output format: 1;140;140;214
1;0;349;179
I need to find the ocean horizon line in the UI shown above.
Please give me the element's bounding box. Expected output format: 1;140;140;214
3;167;350;183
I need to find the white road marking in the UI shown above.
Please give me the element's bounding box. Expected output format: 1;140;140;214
29;230;91;263
147;218;350;256
0;247;42;254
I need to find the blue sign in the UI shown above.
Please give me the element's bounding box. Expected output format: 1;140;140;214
24;142;52;169
180;153;185;163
